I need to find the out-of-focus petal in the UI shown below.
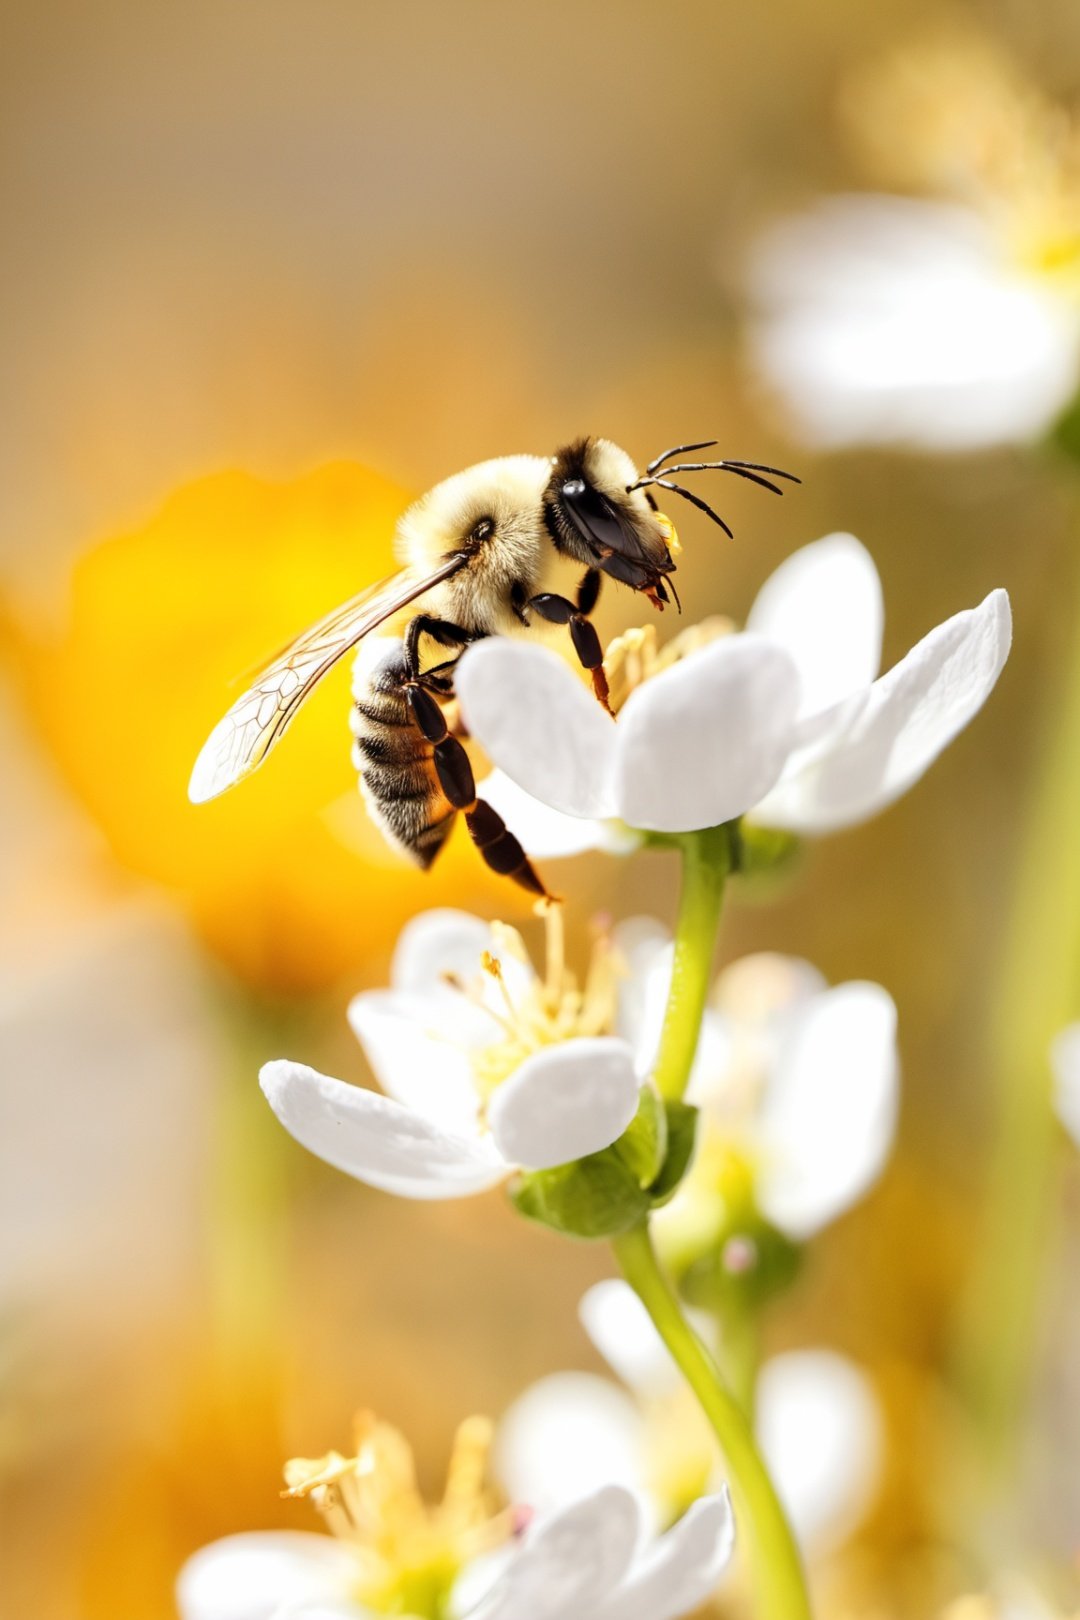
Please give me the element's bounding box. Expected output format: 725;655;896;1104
347;991;482;1138
748;195;1080;451
456;642;618;820
756;983;899;1237
388;905;535;1014
494;1371;649;1514
479;771;637;859
1051;1023;1080;1147
488;1039;640;1171
757;1351;882;1555
259;1061;506;1199
390;908;495;995
611;636;801;832
746;534;883;717
593;1490;735;1620
757;590;1011;833
475;1487;643;1620
176;1531;356;1620
579;1280;683;1399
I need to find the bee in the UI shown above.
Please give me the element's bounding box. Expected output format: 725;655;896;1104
189;437;797;897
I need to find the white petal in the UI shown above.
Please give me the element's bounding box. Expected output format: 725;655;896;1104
176;1532;356;1620
456;641;618;819
756;983;898;1238
611;636;801;832
579;1279;683;1398
758;590;1012;833
260;1061;506;1199
480;770;638;859
494;1371;649;1514
388;906;536;1017
1051;1024;1080;1147
476;1487;643;1620
757;1352;882;1555
390;908;496;994
488;1039;640;1171
746;534;883;718
748;196;1080;451
347;991;482;1138
594;1490;735;1620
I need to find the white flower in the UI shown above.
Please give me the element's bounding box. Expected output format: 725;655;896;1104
495;1278;882;1559
747;195;1080;452
1051;1023;1080;1147
178;1453;733;1620
261;906;664;1200
654;951;899;1248
456;535;1011;852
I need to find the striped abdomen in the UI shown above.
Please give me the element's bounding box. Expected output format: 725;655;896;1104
349;643;456;869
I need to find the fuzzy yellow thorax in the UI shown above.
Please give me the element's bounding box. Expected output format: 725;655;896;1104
283;1413;509;1619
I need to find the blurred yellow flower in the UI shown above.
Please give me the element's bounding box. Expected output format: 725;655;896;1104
6;463;504;994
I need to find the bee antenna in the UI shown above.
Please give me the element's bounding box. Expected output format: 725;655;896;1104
649;461;795;497
645;440;719;477
635;477;734;539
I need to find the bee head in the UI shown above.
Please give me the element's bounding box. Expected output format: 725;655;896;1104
545;438;679;605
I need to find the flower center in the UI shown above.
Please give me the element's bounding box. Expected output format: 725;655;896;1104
283;1413;510;1620
602;617;733;715
844;33;1080;293
460;903;622;1098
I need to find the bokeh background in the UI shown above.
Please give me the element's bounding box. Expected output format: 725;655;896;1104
3;2;1079;1615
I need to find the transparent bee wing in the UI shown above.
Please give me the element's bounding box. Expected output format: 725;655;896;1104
188;554;466;803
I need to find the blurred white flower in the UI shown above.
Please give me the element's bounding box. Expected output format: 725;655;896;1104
745;37;1080;451
495;1278;882;1558
457;535;1011;852
177;1409;734;1620
654;950;899;1252
944;1583;1079;1620
748;196;1080;451
1051;1023;1080;1147
261;905;663;1199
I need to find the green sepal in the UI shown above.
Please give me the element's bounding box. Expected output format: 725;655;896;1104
1050;387;1080;465
678;1215;803;1313
732;823;802;881
509;1147;652;1240
613;1083;668;1188
649;1101;700;1204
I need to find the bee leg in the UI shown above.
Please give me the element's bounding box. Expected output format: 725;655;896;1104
404;680;552;900
526;589;612;715
403;615;478;680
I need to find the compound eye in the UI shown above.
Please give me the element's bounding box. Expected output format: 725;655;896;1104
470;517;495;545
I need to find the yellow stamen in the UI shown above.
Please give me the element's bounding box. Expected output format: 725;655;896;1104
282;1413;509;1620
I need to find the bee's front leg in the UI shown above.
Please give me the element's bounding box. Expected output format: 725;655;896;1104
524;574;612;714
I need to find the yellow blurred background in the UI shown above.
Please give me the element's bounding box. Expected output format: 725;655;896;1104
3;2;1080;1615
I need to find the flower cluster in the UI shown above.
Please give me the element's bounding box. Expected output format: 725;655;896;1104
183;514;1013;1620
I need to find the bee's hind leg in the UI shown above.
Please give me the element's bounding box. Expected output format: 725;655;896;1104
404;680;553;901
525;572;612;714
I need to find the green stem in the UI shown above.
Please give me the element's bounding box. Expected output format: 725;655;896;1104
653;825;732;1103
613;1221;812;1620
949;594;1080;1508
717;1299;760;1424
